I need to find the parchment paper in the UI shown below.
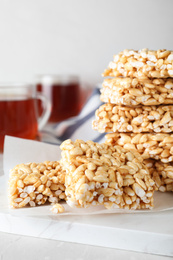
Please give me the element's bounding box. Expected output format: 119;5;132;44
2;135;173;216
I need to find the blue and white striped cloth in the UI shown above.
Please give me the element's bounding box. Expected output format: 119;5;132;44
40;87;106;145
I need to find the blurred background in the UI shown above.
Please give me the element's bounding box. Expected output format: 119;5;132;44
0;0;172;88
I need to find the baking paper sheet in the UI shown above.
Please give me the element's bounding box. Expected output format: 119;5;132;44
1;135;173;217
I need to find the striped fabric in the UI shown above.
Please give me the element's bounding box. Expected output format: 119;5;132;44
40;88;105;145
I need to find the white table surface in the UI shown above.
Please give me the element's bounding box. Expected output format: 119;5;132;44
0;153;172;260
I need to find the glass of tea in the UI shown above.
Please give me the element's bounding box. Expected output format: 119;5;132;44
36;75;84;123
0;83;51;152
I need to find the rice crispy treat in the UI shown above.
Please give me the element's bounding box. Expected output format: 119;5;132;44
92;104;173;133
145;159;173;192
100;77;173;106
102;49;173;79
8;161;66;208
105;133;173;163
60;139;155;210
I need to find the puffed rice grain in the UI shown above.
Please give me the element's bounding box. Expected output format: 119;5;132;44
51;203;65;214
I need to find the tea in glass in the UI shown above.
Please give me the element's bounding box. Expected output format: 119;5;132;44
0;83;51;152
36;75;82;122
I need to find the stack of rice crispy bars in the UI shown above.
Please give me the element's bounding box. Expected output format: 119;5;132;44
93;49;173;193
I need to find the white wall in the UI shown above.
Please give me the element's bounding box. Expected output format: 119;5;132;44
0;0;172;87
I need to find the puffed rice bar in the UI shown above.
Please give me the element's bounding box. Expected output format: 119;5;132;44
145;159;173;192
92;104;173;133
105;133;173;163
60;139;155;210
8;161;66;208
100;77;173;106
102;49;173;78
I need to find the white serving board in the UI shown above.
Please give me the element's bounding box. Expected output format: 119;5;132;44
0;173;173;257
